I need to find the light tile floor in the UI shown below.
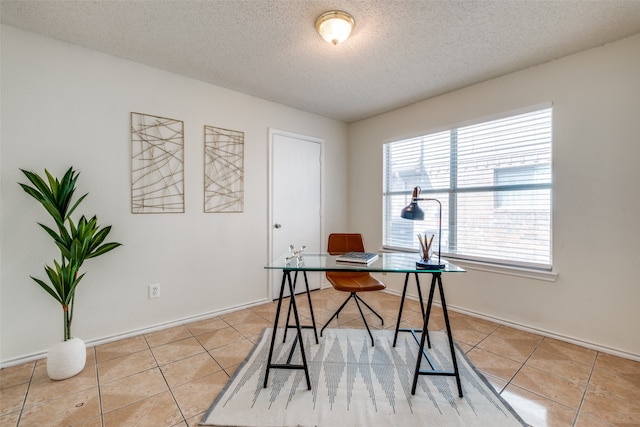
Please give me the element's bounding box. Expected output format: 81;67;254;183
1;287;639;426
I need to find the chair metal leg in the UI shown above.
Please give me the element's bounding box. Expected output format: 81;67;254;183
353;295;375;346
320;293;354;337
354;294;384;325
320;292;382;346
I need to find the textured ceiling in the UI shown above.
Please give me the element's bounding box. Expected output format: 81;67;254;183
2;0;640;123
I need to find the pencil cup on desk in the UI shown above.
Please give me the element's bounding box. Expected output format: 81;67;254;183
418;233;434;261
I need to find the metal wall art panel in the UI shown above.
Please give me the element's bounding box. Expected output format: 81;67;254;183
204;125;244;213
131;112;185;214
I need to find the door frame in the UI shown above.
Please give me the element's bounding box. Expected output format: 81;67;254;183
268;128;324;300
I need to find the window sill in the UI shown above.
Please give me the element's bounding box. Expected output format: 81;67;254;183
380;247;557;282
442;258;557;282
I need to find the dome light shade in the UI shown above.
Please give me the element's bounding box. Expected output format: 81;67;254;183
315;11;355;45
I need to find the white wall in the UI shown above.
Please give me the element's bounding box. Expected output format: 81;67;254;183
0;25;349;364
349;34;640;358
3;24;638;365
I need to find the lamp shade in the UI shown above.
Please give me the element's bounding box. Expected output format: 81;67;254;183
400;201;424;220
400;187;424;220
315;11;354;45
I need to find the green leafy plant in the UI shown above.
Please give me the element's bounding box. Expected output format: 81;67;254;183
19;167;122;341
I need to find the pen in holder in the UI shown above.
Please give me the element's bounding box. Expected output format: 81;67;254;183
417;233;434;261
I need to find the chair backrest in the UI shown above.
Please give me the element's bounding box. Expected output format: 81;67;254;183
326;233;376;282
327;233;365;255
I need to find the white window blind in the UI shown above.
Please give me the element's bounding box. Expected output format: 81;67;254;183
383;107;552;269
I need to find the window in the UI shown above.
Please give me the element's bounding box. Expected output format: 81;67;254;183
383;106;552;270
494;164;551;209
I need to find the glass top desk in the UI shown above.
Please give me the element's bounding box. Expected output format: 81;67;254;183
264;252;466;396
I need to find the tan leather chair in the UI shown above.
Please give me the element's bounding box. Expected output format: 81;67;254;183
320;233;385;346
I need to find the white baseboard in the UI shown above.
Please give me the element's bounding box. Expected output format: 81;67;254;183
0;297;271;369
382;289;640;362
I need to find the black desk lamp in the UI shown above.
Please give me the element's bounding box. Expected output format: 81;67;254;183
400;186;445;270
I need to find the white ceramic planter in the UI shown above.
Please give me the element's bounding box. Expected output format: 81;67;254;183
47;337;86;380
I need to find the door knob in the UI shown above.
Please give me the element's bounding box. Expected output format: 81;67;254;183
274;223;282;229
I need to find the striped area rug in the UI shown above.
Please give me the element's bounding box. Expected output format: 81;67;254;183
201;328;526;426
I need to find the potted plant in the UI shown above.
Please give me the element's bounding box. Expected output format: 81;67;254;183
19;167;121;380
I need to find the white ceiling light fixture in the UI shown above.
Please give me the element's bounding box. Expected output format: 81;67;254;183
315;10;355;45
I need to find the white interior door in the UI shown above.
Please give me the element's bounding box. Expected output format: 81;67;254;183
269;129;322;299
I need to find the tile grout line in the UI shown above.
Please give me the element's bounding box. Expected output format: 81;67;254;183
96;331;188;425
571;350;599;427
509;330;545;382
91;346;106;427
152;327;198;425
467;324;514;394
500;334;595;424
14;360;37;427
476;325;543;397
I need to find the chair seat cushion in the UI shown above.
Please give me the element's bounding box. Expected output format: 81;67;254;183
326;272;386;292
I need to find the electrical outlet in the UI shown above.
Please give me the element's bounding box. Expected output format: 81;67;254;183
148;284;160;299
